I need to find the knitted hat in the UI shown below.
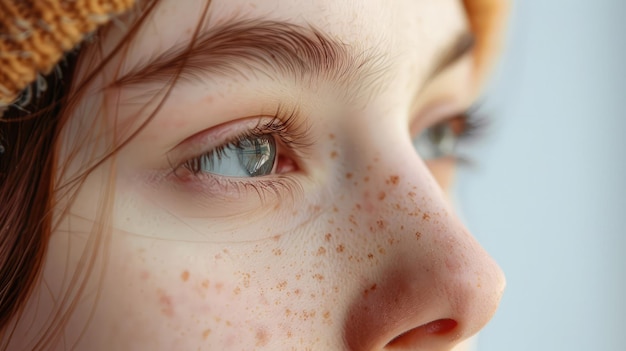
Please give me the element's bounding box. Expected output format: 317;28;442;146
0;0;136;109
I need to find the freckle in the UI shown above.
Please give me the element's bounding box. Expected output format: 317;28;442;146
316;247;327;256
181;270;190;282
295;274;302;280
202;329;211;340
329;133;335;139
332;206;339;213
389;175;400;185
325;233;332;241
327;219;335;224
273;248;282;256
367;165;373;171
345;172;353;179
376;219;385;229
400;225;405;230
415;232;422;240
408;191;416;197
285;308;292;317
355;204;362;210
294;289;301;296
336;244;345;253
364;176;370;182
255;328;270;347
277;281;287;291
422;213;431;221
215;282;223;293
214;253;222;260
330;151;338;159
287;330;293;338
378;191;386;200
223;249;229;254
313;273;324;281
272;234;281;241
367;253;374;260
234;287;241;295
378;246;386;254
201;279;210;288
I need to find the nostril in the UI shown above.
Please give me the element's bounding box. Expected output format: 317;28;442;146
386;319;458;348
423;318;458;334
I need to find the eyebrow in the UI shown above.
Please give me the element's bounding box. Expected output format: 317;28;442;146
111;19;475;98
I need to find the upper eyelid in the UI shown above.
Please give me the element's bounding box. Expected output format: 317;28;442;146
165;107;313;170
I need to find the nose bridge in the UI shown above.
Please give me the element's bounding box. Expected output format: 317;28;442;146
334;133;505;350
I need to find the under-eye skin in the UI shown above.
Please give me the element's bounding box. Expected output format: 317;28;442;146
413;108;487;161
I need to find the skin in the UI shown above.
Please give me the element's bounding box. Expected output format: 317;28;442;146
7;0;506;350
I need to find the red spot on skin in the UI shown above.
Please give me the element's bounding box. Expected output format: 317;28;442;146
378;191;386;200
336;244;345;253
346;172;353;179
255;328;270;346
181;270;190;282
140;270;150;281
157;290;174;317
316;247;327;256
215;282;223;293
202;329;211;340
325;233;332;241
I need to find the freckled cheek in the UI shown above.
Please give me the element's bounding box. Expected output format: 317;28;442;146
102;236;318;347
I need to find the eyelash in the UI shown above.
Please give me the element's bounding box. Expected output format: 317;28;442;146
170;106;310;199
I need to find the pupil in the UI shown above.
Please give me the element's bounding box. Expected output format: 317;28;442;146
236;135;276;176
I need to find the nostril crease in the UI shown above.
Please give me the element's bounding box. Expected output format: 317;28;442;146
386;319;458;347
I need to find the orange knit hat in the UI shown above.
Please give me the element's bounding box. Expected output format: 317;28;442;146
0;0;136;108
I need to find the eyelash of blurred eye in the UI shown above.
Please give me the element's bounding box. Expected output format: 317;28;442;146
415;105;491;164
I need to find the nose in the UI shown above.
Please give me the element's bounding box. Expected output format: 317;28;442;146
338;129;505;350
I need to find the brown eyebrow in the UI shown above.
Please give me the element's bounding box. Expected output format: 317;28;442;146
110;19;474;99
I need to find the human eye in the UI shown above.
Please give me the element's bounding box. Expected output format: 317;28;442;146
168;107;309;199
413;108;486;161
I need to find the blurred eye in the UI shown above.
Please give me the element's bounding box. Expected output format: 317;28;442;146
413;113;479;160
185;134;277;177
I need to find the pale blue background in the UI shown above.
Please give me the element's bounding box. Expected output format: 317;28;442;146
456;0;626;350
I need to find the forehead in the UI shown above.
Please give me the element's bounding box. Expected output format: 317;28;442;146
114;0;468;85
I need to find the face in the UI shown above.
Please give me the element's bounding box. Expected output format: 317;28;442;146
9;0;506;350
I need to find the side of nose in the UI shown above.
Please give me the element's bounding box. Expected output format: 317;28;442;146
338;138;505;350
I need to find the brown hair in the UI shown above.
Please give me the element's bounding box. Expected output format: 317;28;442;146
0;1;167;348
